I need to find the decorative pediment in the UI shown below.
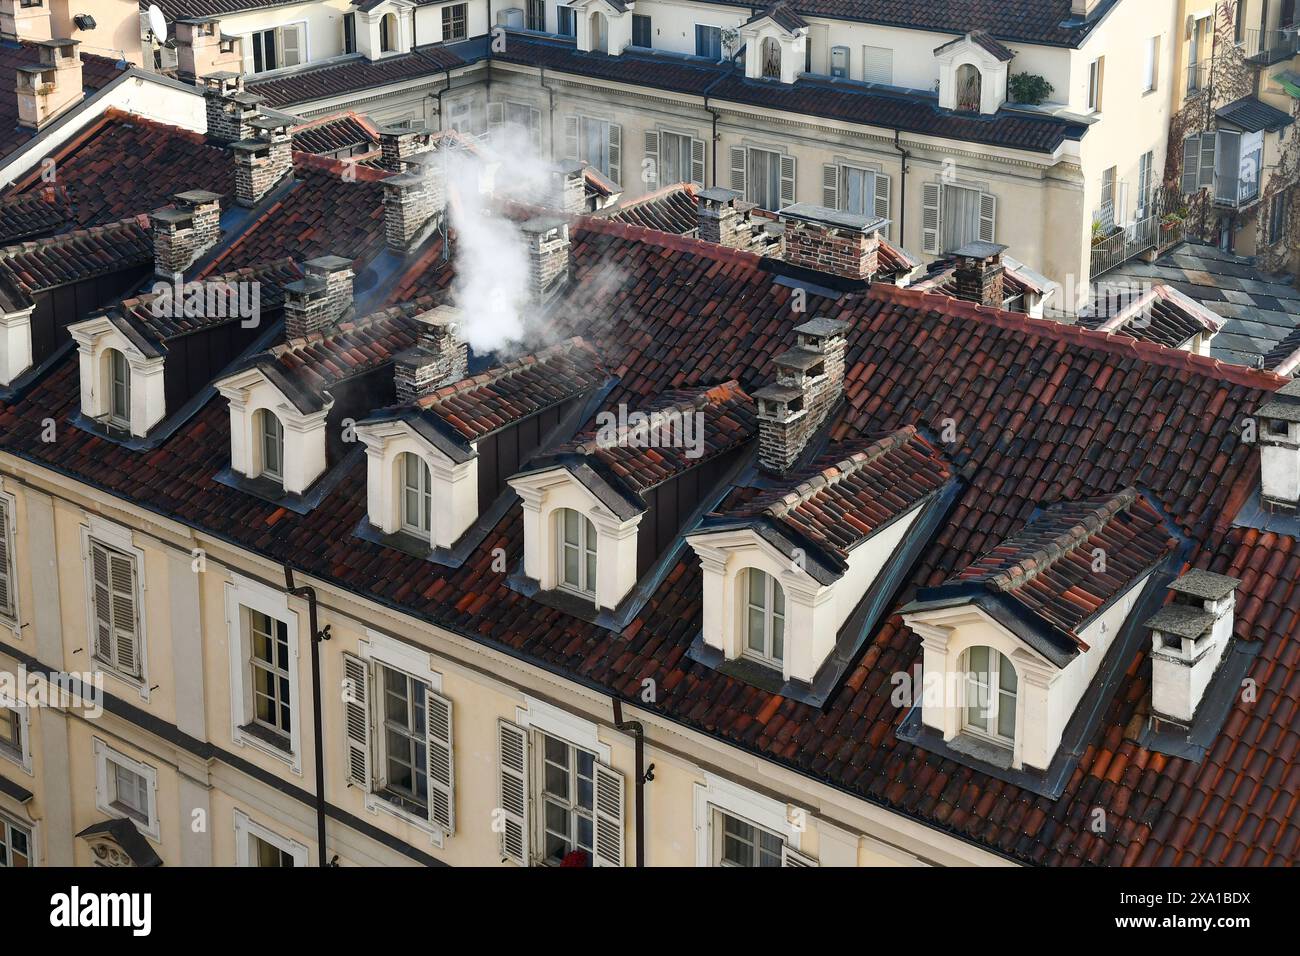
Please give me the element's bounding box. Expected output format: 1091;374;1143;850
77;819;162;868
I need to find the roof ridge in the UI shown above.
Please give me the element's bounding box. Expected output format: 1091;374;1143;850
417;336;596;407
764;426;920;519
0;212;148;258
572;379;746;454
575;215;764;268
270;302;412;356
986;487;1140;593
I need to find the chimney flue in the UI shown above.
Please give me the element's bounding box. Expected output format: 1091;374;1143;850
283;256;354;339
16;38;82;130
379;124;435;172
232;116;293;207
151;190;224;278
778;203;886;283
176;19;243;83
551;160;587;214
1147;569;1240;727
382;157;444;253
395;305;468;402
952;241;1008;308
697;187;757;250
754;316;848;473
1255;379;1300;514
203;71;262;145
520;216;571;303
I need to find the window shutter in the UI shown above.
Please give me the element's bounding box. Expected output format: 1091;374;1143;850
921;182;942;254
644;130;659;190
978;192;997;243
0;500;11;617
874;173;891;231
563;115;579;161
90;543;113;661
342;652;371;790
1199;134;1216;189
425;687;454;834
592;761;625;867
781;845;818;867
822;163;839;209
108;551;138;676
487;101;504;131
282;26;303;68
690;137;706;186
529;107;541;148
779;154;796;208
1181;135;1200;193
607;123;621;184
729;146;747;194
497;719;529;866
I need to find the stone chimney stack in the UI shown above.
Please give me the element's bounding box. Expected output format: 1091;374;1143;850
283;256;354;339
379;125;435;172
232;116;294;207
394;305;468;402
778;203;886;283
203;72;263;145
1255;379;1300;514
520;217;571;303
1146;569;1241;727
0;0;52;41
176;20;243;83
382;158;445;253
754;316;849;473
151;190;224;278
551;160;587;214
697;187;758;250
16;38;82;130
952;241;1008;308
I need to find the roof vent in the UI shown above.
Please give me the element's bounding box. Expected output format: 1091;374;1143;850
1255;379;1300;514
1147;569;1240;727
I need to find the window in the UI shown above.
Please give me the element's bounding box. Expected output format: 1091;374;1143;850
252;834;294;866
1143;36;1160;92
862;45;893;84
566;115;621;182
1087;56;1104;112
1137;151;1154;217
1215;129;1264;205
1269;188;1290;245
0;816;31;867
961;646;1018;745
955;63;982;111
0;707;22;762
249;27;299;73
527;0;545;32
921;181;997;254
400;453;431;536
632;13;652;48
249;610;292;741
742;569;785;667
380;12;397;52
88;539;141;680
343;12;357;54
558;5;575;37
0;494;15;623
112;763;150;823
258;409;284;483
227;577;301;766
736;146;793;211
760;36;781;79
379;665;430;817
1236;0;1247;43
95;740;158;838
540;732;596;865
441;4;466;42
1099;165;1117;228
650;130;704;187
589;11;608;54
106;348;129;429
715;809;783;867
695;24;722;60
556;508;596;597
824;163;889;223
234;810;307;866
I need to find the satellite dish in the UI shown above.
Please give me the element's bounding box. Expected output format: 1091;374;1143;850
146;5;167;41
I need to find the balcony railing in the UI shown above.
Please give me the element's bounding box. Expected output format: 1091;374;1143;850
1090;189;1182;280
1240;27;1300;66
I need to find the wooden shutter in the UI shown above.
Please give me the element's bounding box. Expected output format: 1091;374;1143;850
1199;134;1216;189
592;761;625;867
563;115;579;161
644;130;659;190
822;164;839;209
0;499;11;618
607;123;621;184
280;25;302;68
1181;135;1200;193
781;845;818;867
342;652;371;790
498;719;529;866
729;146;747;194
425;687;454;834
978;192;997;243
690;137;705;186
921;182;942;254
874;173;891;232
779;154;796;208
90;542;113;661
108;550;138;676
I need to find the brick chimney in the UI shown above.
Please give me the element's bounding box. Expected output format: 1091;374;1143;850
1146;569;1240;727
754;316;848;472
777;203;887;282
952;241;1008;308
0;0;52;41
176;20;243;83
1255;379;1300;514
697;187;758;250
520;217;571;303
283;256;354;339
203;72;263;145
382;158;445;253
232;116;294;207
151;190;224;278
551;160;587;214
16;38;82;130
395;305;468;402
379;124;435;172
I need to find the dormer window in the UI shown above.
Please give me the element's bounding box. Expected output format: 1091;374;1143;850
760;37;781;79
557;508;598;598
68;317;166;439
743;569;785;666
380;13;396;52
962;646;1017;745
956;64;982;112
400;452;432;537
258;409;285;484
933;32;1014;115
106;348;130;430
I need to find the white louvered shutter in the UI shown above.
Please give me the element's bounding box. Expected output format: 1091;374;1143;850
822;163;839;209
729;146;747;194
563;115;579;160
342;652;371;790
1182;135;1200;194
781;845;818;867
874;173;891;232
498;719;529;866
779;154;796;208
280;25;302;68
592;761;625;867
921;182;942;254
90;542;113;661
1199;134;1216;189
0;499;11;618
690;138;705;185
644;130;659;190
607;123;621;184
425;687;454;834
108;549;138;676
978;192;997;243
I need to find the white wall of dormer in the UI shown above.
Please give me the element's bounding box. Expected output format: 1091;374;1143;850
738;18;806;84
215;369;330;495
66;318;165;438
569;0;635;54
357;0;415;59
933;35;1009;115
355;418;478;549
0;303;35;386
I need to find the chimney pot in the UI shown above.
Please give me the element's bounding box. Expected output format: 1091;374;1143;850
697;186;758;250
1255;379;1300;514
756;316;848;472
952;241;1008;308
1147;569;1240;726
282;255;354;339
15;38;82;130
203;72;262;145
232;119;293;207
551;160;587;214
777;203;887;283
395;305;468;402
151;190;224;277
520;216;571;303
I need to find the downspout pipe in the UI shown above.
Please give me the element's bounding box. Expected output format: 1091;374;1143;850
435;67;453;131
702;71;730;188
892;128;911;253
540;65;556;161
285;566;332;868
612;698;651;867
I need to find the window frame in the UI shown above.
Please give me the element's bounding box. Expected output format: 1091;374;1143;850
713;807;784;867
84;531;145;687
233;809;308;867
106;348;130;429
0;813;32;868
1087;56;1104;112
93;739;159;840
376;663;431;818
258;408;285;483
632;13;652;48
0;704;27;768
555;507;597;598
441;3;468;42
248;609;293;741
526;0;545;31
695;24;722;60
960;646;1018;748
537;730;597;866
740;568;785;668
343;12;357;54
0;487;17;627
1142;35;1159;93
557;4;576;37
226;575;302;769
399;452;432;538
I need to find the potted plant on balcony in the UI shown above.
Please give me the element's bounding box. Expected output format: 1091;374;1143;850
1008;73;1054;106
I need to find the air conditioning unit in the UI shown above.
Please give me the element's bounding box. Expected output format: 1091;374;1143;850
497;7;524;28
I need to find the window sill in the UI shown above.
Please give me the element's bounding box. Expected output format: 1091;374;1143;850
92;660;149;702
105;803;159;842
363;790;445;848
235;722;299;772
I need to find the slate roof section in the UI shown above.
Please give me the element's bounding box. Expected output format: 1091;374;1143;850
1216;96;1296;133
1079;284;1225;350
0;188;72;243
291;112;381;156
0;40;128;161
246;45;468;107
75;819;162;867
0;215;152;311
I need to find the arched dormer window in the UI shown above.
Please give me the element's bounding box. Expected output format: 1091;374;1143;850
956;63;982;112
380;13;397;53
760;37;782;80
742;568;785;666
589;12;608;54
556;508;597;597
961;646;1017;744
257;409;285;484
400;452;432;536
105;348;130;429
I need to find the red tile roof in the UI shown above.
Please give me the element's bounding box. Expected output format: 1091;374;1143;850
291;112;381;157
0;214;151;308
0;187;72;243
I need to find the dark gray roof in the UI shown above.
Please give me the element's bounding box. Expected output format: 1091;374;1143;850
779;202;888;235
1145;604;1216;639
1216;96;1295;133
1168;568;1241;602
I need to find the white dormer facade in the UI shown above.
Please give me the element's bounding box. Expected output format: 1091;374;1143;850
355;418;478;549
739;14;807;84
508;466;642;612
357;0;415;59
934;34;1010;114
570;0;634;55
0;302;35;386
67;317;165;438
215;367;330;495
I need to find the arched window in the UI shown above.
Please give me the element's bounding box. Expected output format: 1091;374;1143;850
742;569;784;666
257;409;285;483
761;37;782;79
556;508;597;596
380;13;397;53
589;12;608;54
105;348;130;428
956;63;982;112
962;646;1017;744
400;452;431;536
